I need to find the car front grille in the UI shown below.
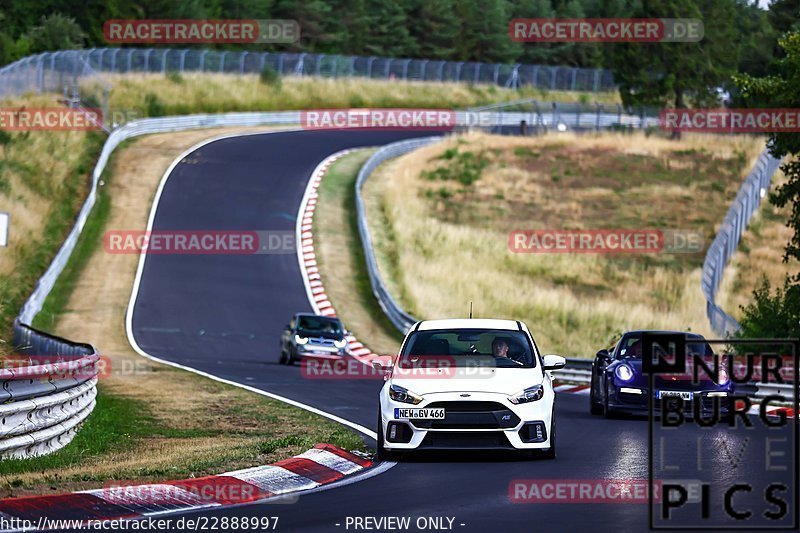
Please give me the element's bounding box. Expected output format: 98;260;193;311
419;431;514;449
410;401;519;430
308;337;336;347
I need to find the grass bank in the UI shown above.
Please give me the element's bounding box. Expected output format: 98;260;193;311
362;132;768;356
313;150;404;355
81;73;620;120
0;96;103;353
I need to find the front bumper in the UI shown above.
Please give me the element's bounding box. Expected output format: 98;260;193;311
379;391;554;451
295;344;346;358
608;386;733;414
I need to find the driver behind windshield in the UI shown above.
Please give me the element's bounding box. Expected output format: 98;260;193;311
492;338;510;358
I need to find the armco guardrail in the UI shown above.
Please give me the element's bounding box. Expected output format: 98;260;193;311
467;98;661;133
0;48;615;99
2;320;99;458
701;150;782;336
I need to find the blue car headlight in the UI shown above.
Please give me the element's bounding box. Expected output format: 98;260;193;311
615;364;634;382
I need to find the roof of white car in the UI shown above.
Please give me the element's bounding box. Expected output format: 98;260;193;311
414;318;523;331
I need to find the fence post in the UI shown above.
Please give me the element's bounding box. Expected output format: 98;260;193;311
199;50;208;71
418;59;428;80
111;48;120;72
367;56;376;77
97;49;107;72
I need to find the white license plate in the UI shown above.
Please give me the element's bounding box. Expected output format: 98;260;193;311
657;390;693;400
394;408;445;420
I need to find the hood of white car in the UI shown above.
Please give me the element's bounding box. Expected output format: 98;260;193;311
389;367;543;396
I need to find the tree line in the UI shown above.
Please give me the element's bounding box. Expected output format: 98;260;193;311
0;1;792;78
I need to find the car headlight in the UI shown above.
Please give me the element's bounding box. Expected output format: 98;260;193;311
508;385;544;405
334;338;347;349
294;335;309;345
615;364;634;382
389;384;423;405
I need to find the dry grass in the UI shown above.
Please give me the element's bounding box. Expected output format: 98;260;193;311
0;97;88;273
80;73;620;120
0;126;364;496
364;132;765;357
0;95;102;354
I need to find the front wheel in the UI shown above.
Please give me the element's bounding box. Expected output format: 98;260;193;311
590;383;603;415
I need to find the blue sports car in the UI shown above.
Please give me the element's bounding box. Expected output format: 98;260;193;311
589;330;733;417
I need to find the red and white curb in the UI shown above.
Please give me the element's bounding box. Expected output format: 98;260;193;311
296;150;391;368
0;444;370;527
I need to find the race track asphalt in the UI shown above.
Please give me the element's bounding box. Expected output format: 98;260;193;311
128;129;797;532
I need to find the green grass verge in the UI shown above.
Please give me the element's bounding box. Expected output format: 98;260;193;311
0;382;365;483
315;150;405;352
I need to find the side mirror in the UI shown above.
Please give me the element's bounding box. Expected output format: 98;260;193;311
595;349;611;361
344;329;352;336
543;354;566;371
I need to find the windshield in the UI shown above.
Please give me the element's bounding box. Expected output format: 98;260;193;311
297;316;343;336
618;334;713;359
400;329;536;368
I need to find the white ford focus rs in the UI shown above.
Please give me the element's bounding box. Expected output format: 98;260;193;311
376;319;566;460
